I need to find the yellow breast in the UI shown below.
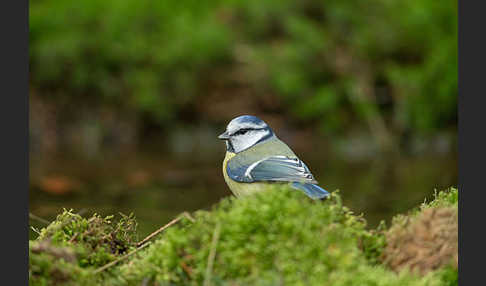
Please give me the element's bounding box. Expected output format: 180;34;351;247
222;151;268;197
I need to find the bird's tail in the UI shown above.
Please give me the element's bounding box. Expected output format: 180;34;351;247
291;182;330;200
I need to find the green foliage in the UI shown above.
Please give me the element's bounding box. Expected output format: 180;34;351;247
30;0;230;123
229;0;457;133
30;0;457;135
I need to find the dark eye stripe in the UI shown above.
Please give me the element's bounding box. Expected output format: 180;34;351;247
234;129;250;135
231;127;267;136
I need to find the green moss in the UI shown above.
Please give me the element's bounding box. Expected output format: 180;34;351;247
422;187;458;209
382;188;458;277
29;188;458;285
387;187;458;234
29;240;93;286
114;187;451;285
360;219;387;265
29;210;138;285
434;266;458;286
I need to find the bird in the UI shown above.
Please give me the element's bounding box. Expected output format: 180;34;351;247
218;115;329;200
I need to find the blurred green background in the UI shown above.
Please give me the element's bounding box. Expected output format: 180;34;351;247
29;0;457;238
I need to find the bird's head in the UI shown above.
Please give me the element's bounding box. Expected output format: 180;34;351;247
218;115;275;153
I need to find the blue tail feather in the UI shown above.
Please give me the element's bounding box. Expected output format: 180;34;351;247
291;182;330;200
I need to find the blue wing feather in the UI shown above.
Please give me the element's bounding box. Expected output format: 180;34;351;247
290;182;329;200
226;155;329;200
227;155;317;184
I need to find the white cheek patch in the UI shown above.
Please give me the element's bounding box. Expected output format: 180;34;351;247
231;136;251;153
230;129;272;153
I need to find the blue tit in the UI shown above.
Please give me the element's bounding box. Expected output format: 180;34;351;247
218;115;329;200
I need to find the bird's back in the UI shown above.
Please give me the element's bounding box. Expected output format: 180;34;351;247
232;136;296;164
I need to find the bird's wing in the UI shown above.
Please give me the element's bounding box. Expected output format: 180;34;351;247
227;155;318;184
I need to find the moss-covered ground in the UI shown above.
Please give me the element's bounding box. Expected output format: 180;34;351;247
29;187;458;285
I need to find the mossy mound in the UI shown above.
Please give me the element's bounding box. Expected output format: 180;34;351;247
112;187;455;285
382;188;458;275
29;210;138;285
29;240;89;286
29;187;458;286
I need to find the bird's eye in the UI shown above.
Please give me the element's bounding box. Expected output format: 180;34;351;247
235;129;249;135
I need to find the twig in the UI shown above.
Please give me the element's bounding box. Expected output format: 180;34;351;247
93;242;151;274
181;211;196;223
29;212;50;225
136;212;195;247
30;226;41;235
203;222;221;286
136;217;181;247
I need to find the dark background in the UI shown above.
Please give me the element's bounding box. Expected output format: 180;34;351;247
29;0;457;237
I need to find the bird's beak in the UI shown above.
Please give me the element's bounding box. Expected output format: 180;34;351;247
218;131;230;140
